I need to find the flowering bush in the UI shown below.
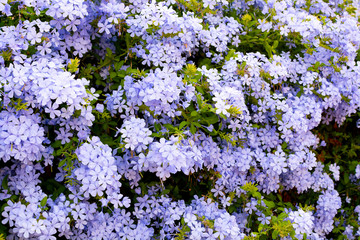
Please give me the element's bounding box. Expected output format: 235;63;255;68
1;0;360;239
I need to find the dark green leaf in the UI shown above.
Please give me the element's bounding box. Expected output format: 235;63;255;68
110;72;117;79
1;175;8;190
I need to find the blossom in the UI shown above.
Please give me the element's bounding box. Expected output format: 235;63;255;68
288;209;314;235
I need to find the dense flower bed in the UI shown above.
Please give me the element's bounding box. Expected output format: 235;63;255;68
1;0;360;239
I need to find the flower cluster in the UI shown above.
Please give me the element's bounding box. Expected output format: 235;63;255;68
73;137;124;201
137;137;203;180
117;117;153;152
0;110;47;164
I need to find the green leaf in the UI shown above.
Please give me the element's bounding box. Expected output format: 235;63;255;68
110;72;117;79
125;33;131;49
106;47;113;57
59;159;67;167
296;87;304;97
252;191;262;199
344;172;349;184
198;58;212;68
225;49;237;61
154;123;161;132
264;41;273;58
203;114;218;125
173;185;180;197
164;124;176;131
179;121;188;130
117;70;126;78
195;85;204;95
219;113;227;119
258;224;264;231
192;122;201;127
114;60;124;71
264;200;275;209
278;212;288;220
190;124;196;134
272;40;279;49
40;196;48;207
162;189;170;195
228;205;237;213
151;133;163;138
51;140;62;148
272;230;279;239
191;111;198;117
260;234;269;240
67;58;80;73
1;175;8;190
196;94;202;106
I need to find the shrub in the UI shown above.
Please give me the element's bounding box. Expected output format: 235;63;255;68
1;0;360;239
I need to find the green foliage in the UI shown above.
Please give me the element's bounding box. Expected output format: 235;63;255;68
39;196;48;211
0;49;12;62
241;182;259;194
239;182;299;239
271;216;295;239
175;0;217;17
0;2;51;28
312;114;360;238
67;58;80;73
52;138;81;185
8;98;29;111
175;218;191;239
226;105;243;117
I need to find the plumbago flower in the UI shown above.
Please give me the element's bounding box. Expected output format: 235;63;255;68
73;136;128;206
288;209;315;238
2;0;360;239
0;109;48;164
123;66;186;117
137;136;203;181
116;116;153;152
